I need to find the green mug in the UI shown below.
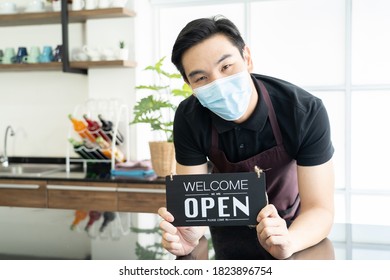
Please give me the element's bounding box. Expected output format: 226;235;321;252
23;46;40;63
23;55;39;63
2;47;15;64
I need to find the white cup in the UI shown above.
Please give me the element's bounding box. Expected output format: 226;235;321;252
72;0;85;11
0;2;17;14
85;0;98;10
98;0;111;9
111;0;127;8
71;48;88;61
83;45;101;61
100;48;115;61
25;0;44;12
52;0;61;11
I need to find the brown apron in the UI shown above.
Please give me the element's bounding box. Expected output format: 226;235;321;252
208;81;300;259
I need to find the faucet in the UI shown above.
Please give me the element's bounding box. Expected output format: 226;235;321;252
0;125;15;167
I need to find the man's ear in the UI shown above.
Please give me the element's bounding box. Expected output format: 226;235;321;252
243;46;254;72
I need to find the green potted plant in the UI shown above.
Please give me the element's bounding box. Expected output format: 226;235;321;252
117;40;129;60
131;56;191;177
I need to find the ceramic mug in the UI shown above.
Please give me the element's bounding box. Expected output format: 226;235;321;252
25;0;45;12
72;0;85;11
39;46;53;63
23;55;39;63
83;45;100;61
98;0;111;8
13;47;28;64
23;46;40;63
71;47;88;61
111;0;127;8
85;0;98;9
52;0;61;11
100;48;115;60
0;2;17;14
29;46;41;56
2;47;15;64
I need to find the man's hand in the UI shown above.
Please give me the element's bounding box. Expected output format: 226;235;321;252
256;204;293;259
158;207;206;256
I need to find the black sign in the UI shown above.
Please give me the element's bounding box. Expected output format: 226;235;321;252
165;172;267;227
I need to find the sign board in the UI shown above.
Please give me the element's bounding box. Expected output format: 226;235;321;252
165;172;267;227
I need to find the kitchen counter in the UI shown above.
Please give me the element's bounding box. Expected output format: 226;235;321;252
177;236;335;260
177;223;390;260
2;158;390;260
0;157;166;213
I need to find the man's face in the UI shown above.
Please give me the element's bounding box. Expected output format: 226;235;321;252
182;34;251;89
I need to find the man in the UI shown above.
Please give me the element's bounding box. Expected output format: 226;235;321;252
158;15;334;260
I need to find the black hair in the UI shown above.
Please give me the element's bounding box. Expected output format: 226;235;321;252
171;15;246;81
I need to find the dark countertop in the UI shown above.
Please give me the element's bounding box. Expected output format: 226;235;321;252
0;157;167;213
177;235;335;260
0;157;165;185
177;223;390;260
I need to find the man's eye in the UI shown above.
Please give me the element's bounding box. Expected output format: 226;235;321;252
221;64;232;71
195;76;207;83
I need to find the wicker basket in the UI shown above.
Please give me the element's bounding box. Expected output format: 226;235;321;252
149;141;176;178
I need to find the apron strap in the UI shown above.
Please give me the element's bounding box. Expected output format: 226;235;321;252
211;124;218;148
257;81;283;146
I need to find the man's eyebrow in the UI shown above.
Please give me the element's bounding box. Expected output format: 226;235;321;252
216;54;232;65
188;69;206;79
187;54;233;79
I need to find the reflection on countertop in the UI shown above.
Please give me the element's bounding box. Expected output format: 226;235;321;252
178;223;390;260
0;157;164;184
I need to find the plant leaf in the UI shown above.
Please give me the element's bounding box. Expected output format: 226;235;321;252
136;85;169;91
132;56;189;142
172;83;192;98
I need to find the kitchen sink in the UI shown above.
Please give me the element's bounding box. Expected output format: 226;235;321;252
0;163;66;177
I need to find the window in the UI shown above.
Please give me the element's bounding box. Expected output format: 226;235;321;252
153;0;390;227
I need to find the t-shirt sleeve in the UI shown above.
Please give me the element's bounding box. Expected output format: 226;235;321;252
173;103;208;166
296;101;334;166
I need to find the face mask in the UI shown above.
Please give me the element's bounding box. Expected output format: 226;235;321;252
193;71;252;121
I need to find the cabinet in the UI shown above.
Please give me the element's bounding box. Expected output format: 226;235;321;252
0;177;165;213
117;183;166;213
0;7;136;73
0;179;47;208
47;181;118;211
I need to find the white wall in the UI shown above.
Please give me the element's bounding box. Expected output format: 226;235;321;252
0;0;156;259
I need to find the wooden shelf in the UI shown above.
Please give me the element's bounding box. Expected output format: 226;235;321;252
0;7;136;74
0;7;135;27
0;60;136;72
70;60;137;69
0;62;62;71
69;7;136;22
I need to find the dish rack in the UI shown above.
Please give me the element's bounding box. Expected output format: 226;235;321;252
65;99;130;173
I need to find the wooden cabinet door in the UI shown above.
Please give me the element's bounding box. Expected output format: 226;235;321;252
47;181;117;211
0;179;47;208
117;183;166;213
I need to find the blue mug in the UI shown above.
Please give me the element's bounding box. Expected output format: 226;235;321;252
39;46;53;63
13;47;28;64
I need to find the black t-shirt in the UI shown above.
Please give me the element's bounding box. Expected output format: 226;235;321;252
173;73;334;167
